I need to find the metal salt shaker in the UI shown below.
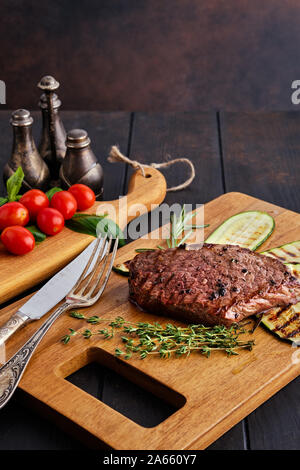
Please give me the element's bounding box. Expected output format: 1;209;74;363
38;90;66;177
3;109;50;191
37;75;65;181
59;129;104;199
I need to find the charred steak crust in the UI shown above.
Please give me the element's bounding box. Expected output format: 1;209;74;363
128;244;300;326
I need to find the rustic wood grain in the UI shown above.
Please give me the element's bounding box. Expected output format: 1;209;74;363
127;112;223;205
121;111;246;447
220;112;300;212
103;111;246;447
1;192;299;450
221;111;300;450
0;110;133;450
123;112;224;243
1;111;300;450
0;111;245;450
0;165;166;304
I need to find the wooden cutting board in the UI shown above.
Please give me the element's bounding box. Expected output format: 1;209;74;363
0;167;167;304
1;191;300;450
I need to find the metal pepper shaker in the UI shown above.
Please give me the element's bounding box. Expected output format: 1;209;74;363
3;109;50;191
59;129;104;199
38;90;66;176
37;75;65;181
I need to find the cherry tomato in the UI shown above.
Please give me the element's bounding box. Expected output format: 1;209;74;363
0;202;29;231
68;184;95;211
37;208;64;236
50;191;77;220
1;226;35;255
19;189;49;222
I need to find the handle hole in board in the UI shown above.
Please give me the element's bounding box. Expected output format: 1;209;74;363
60;347;186;428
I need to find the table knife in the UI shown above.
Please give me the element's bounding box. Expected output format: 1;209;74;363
0;238;102;346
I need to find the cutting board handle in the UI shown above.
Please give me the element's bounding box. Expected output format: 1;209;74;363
93;167;167;229
0;168;167;305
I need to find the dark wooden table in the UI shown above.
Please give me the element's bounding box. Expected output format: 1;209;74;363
0;110;299;450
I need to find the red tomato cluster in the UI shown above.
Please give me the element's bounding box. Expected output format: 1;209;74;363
0;184;95;256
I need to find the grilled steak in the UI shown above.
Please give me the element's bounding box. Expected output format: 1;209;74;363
128;244;300;326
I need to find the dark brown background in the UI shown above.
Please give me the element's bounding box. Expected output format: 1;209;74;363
1;0;300;111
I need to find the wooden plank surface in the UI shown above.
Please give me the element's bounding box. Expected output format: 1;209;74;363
0;111;300;450
1;192;300;450
123;112;246;448
221;111;300;449
219;112;300;212
0;110;131;450
0;164;166;304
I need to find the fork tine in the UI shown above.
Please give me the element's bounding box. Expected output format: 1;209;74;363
89;236;119;301
69;235;106;295
74;234;109;296
81;235;113;296
85;235;113;299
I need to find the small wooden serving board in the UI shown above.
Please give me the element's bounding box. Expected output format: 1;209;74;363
1;191;300;450
0;167;167;304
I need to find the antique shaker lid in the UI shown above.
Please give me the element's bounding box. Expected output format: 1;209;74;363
37;75;60;91
10;109;33;126
66;129;91;149
38;92;61;109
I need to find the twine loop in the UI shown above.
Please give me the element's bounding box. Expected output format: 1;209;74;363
108;146;195;192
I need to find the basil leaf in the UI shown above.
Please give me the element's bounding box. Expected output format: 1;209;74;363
66;216;104;237
46;187;63;202
66;215;125;247
6;167;24;201
0;197;8;207
26;225;47;243
96;218;125;247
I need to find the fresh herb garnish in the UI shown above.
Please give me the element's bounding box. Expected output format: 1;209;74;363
133;205;209;252
168;205;209;248
6;167;25;202
135;248;156;253
62;312;254;359
26;225;47;243
0;167;25;205
46;187;63;202
0;197;8;207
66;213;125;247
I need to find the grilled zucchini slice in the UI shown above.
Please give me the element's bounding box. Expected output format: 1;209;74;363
261;303;300;343
205;211;275;251
260;240;300;264
286;263;300;277
112;263;130;276
260;264;300;343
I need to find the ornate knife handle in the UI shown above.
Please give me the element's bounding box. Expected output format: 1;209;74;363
0;311;31;347
0;302;70;409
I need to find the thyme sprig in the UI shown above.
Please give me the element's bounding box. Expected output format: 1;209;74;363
61;311;254;359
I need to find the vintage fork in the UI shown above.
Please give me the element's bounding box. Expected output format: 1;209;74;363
0;234;119;409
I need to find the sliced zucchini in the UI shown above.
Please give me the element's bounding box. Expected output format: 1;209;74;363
261;263;300;343
112;263;129;276
286;263;300;278
205;211;275;251
260;240;300;264
261;303;300;343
